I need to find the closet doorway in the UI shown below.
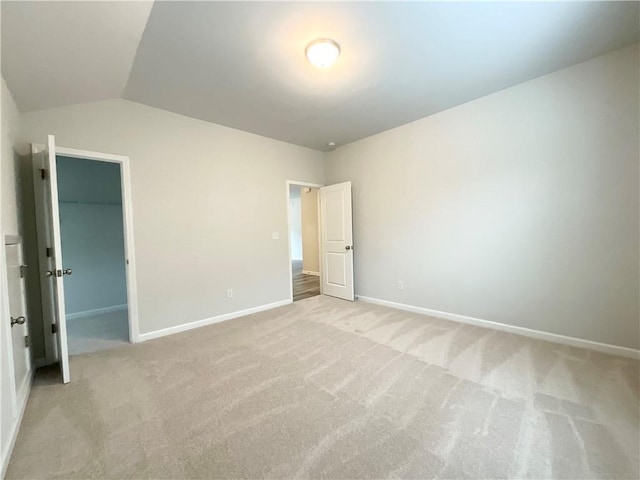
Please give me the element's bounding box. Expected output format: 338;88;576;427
32;138;139;382
55;156;129;354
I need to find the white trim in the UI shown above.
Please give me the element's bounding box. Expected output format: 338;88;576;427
30;144;58;364
357;296;640;360
286;180;323;303
0;369;32;479
0;239;19;417
66;304;127;320
53;145;140;343
137;299;291;342
302;270;320;277
55;146;128;164
0;198;33;479
291;257;303;261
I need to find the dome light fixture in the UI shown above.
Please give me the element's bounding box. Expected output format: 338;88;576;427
305;38;340;68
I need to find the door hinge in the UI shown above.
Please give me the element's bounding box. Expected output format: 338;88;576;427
51;323;58;334
24;336;30;348
46;247;53;257
19;264;27;278
40;168;48;180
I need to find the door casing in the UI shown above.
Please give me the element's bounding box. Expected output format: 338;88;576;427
0;235;32;478
4;237;31;396
32;143;141;370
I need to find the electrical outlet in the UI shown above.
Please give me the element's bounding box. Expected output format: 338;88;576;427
397;281;404;290
227;289;233;298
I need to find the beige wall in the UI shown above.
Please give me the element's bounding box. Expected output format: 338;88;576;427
325;44;640;349
289;185;302;260
8;44;640;355
301;188;319;273
20;99;325;337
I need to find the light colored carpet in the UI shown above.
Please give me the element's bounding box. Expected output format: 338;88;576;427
7;295;639;479
67;308;129;355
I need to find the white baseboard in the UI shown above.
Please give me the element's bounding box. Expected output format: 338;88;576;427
357;296;640;360
1;369;32;478
302;270;320;276
137;299;292;342
66;304;127;320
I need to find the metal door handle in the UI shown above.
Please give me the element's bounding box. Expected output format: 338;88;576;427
45;269;72;277
11;316;26;327
345;245;353;250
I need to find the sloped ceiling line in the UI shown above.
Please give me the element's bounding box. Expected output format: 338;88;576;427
2;1;638;151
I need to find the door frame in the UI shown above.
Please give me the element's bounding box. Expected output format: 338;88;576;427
286;180;323;303
0;236;21;416
0;235;32;479
36;144;140;354
4;236;31;400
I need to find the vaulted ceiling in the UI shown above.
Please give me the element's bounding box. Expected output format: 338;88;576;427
3;1;639;151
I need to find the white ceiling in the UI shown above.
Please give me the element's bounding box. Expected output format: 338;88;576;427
3;1;639;151
1;1;153;112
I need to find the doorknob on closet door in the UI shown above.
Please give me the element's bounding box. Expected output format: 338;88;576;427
345;245;353;251
10;316;26;327
44;269;72;277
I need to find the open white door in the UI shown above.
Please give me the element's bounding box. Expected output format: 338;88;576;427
319;181;354;301
33;135;70;383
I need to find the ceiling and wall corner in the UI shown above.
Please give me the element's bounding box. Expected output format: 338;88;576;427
1;1;154;112
2;1;639;151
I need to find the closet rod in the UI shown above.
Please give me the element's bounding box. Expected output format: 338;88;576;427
59;200;122;206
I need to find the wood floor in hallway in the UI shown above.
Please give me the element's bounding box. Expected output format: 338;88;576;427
292;259;320;301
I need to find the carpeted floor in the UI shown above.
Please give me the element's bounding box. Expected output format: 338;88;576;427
7;295;639;479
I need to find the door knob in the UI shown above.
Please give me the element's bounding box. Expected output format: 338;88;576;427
63;268;72;276
45;270;54;277
11;316;26;327
345;245;353;251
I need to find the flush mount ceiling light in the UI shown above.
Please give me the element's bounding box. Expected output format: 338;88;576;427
305;38;340;68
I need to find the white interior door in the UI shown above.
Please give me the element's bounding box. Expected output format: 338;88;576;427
5;241;31;397
33;135;70;383
319;181;354;301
